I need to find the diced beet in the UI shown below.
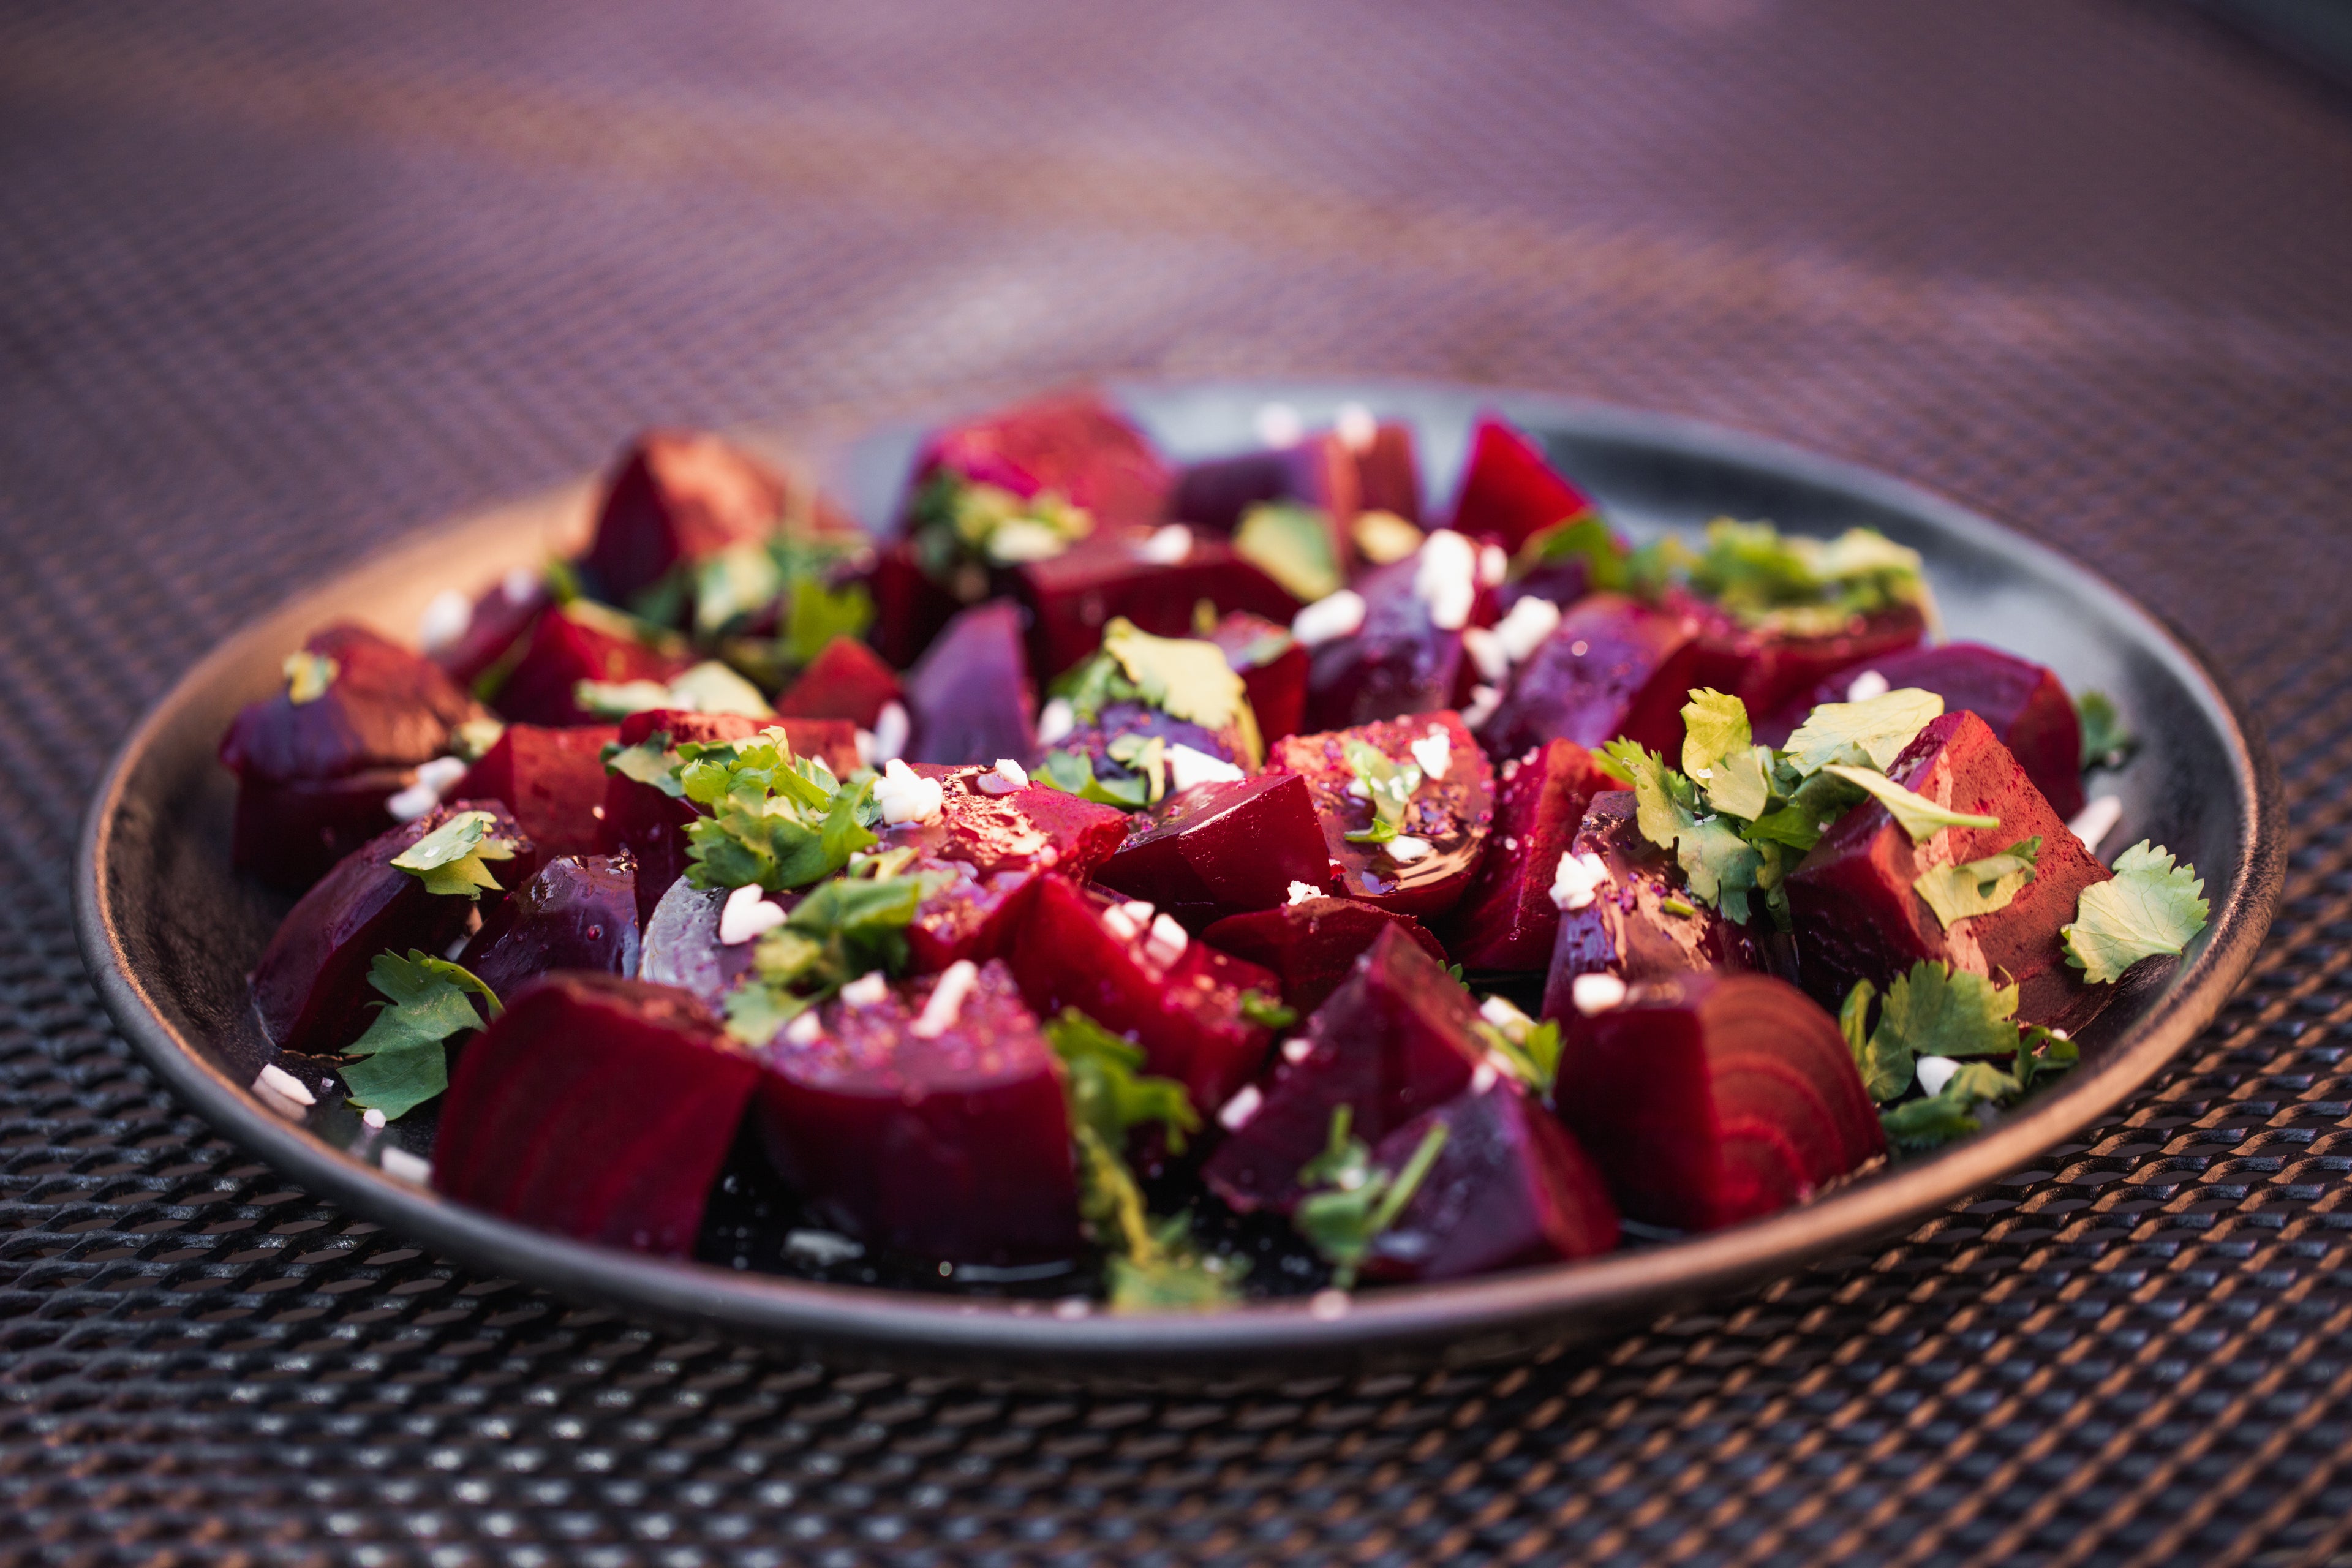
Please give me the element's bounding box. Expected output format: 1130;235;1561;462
492;605;690;727
1480;593;1699;760
776;635;905;729
428;573;551;690
870;539;968;670
251;801;530;1054
1201;926;1482;1214
1096;774;1332;925
1011;529;1300;680
1553;971;1885;1231
1200;897;1446;1014
1496;559;1593;617
1353;422;1424;526
1267;711;1495;919
883;767;1130;880
1209;611;1308;743
1755;642;2086;818
581;431;787;608
451;724;618;858
905;600;1038;765
1008;876;1278;1114
909;391;1172;530
1540;791;1762;1022
1444;739;1618;972
220;623;483;889
1448;415;1597;552
636;879;758;1008
1169;434;1358;537
1302;556;1471;732
1363;1080;1620;1281
907;861;1040;973
1669;587;1927;720
459;854;640;1001
753;960;1081;1264
434;973;758;1257
1784;710;2114;1031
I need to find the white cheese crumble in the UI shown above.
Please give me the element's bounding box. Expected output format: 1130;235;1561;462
1287;880;1322;906
867;701;911;764
1549;850;1609;911
1145;913;1189;967
1217;1083;1264;1131
385;756;470;823
2068;794;2124;858
784;1229;864;1265
1479;995;1534;1031
1054;1296;1091;1321
1166;742;1244;793
1309;1288;1351;1319
718;883;787;945
1412;529;1479;631
1570;973;1629;1016
1282;1036;1313;1063
910;960;979;1039
501;566;539;604
840;970;890;1007
1334;401;1378;453
418;589;472;654
1470;1059;1499;1095
381;1147;432;1185
1916;1055;1961;1097
784;1011;824;1046
1409;725;1452;782
362;1107;387;1131
1101;905;1141;943
1460;683;1502;731
1120;899;1156;926
1387;835;1433;864
1479;543;1508;587
1493;595;1562;663
1845;669;1892;703
1292;589;1368;648
1035;696;1076;746
1461;627;1509;683
255;1063;315;1107
976;758;1030;795
1137;523;1194;565
1254;402;1304;448
875;758;944;826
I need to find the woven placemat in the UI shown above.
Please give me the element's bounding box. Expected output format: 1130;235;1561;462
6;1;2352;1561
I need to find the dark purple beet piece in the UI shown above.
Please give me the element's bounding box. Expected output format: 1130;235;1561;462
1363;1080;1620;1282
1012;529;1300;681
1209;611;1308;744
1169;433;1358;538
428;573;550;690
753;960;1081;1264
1784;710;2114;1031
452;723;617;858
1267;710;1494;919
870;539;967;670
1480;593;1698;760
1201;925;1482;1215
776;635;905;729
905;600;1038;765
458;854;639;1001
1755;641;2086;818
1444;738;1617;973
231;768;421;894
907;860;1038;973
907;392;1172;532
1095;774;1331;926
1008;876;1279;1114
1055;701;1245;788
883;767;1129;881
492;605;690;727
1554;971;1885;1231
1669;587;1927;720
434;973;758;1257
1302;556;1475;732
581;431;790;608
1540;791;1761;1022
1200;896;1446;1014
1353;422;1423;526
251;801;530;1054
1447;415;1597;552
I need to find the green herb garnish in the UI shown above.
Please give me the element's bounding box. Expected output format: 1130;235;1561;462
1233;501;1342;603
282;651;338;704
1238;990;1298;1031
1664;519;1935;637
1913;837;2041;929
2061;840;2209;984
1842;962;2082;1151
1474;996;1563;1093
721;868;933;1042
389;810;518;898
342;951;501;1120
1341;737;1423;847
2077;690;2133;771
1293;1106;1449;1291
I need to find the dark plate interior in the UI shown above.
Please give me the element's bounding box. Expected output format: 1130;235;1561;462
74;382;2283;1380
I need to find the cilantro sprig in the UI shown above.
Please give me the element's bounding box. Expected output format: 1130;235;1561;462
342;951;502;1120
1293;1106;1449;1291
1842;962;2082;1152
1913;837;2041;929
2076;690;2133;771
282;650;339;704
1052;617;1262;765
1036;748;1156;810
1341;737;1422;847
908;472;1094;579
1630;519;1936;637
2062;840;2209;984
601;725;879;894
722;864;937;1044
390;810;519;899
1474;996;1563;1093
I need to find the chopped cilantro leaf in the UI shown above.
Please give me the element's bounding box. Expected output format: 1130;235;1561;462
1101;619;1257;751
1234;502;1343;603
1475;996;1562;1093
1784;688;1945;774
1659;895;1697;918
1103;732;1170;805
1033;747;1152;810
1879;1061;2019;1152
1838;978;1875;1069
1350;508;1427;567
661;729;878;893
282;651;338;704
1913;837;2041;929
720;870;931;1043
1855;961;2022;1103
1293;1107;1450;1291
782;574;875;668
2077;690;2133;771
1515;512;1627;592
1821;764;1999;842
603;730;684;795
691;540;784;636
1680;519;1935;637
2062;840;2208;984
1341;737;1423;846
1679;688;1753;779
1238;990;1298;1031
447;718;507;764
342;951;500;1120
390;810;518;898
1599;738;1766;924
910;473;1093;575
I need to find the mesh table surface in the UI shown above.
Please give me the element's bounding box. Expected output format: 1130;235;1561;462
6;1;2352;1561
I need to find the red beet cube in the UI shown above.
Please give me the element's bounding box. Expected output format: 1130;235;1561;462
869;539;969;670
1095;774;1332;926
1302;556;1476;733
908;392;1172;530
1784;710;2114;1031
491;605;690;727
1169;434;1358;537
427;572;551;690
1756;642;2085;818
1267;710;1495;919
905;600;1038;765
452;724;618;858
753;960;1081;1264
776;635;905;729
1208;611;1308;744
1554;971;1885;1231
1008;876;1279;1114
1670;588;1927;720
1353;421;1424;526
1201;925;1482;1213
1363;1080;1620;1282
883;767;1129;881
907;860;1040;973
1200;896;1446;1014
1012;530;1299;681
581;431;788;608
1447;415;1597;552
229;768;428;896
459;854;640;1001
434;974;759;1257
251;801;530;1054
1480;593;1699;760
1443;739;1618;972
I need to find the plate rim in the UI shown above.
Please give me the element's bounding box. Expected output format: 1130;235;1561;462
72;383;2287;1372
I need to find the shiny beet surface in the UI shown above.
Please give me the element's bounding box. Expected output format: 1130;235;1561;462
907;392;1172;531
1012;529;1300;681
753;960;1082;1264
231;767;418;894
1554;971;1885;1231
581;431;789;608
1302;556;1470;733
905;601;1038;766
1757;641;2086;818
1444;739;1618;973
1267;710;1494;918
776;635;905;729
884;767;1129;881
1095;774;1332;927
1200;897;1446;1014
1055;701;1245;790
869;540;967;671
434;974;758;1258
1363;1081;1621;1282
1447;415;1597;552
1785;710;2114;1031
251;801;530;1054
1210;611;1309;744
636;879;758;1010
453;723;618;858
1008;876;1279;1115
1540;792;1761;1022
908;860;1039;973
459;854;640;1001
1201;927;1483;1215
1670;589;1927;719
491;606;690;727
1480;593;1699;760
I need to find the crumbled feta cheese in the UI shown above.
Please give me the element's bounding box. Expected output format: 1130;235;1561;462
381;1147;432;1185
362;1107;388;1131
1101;905;1141;943
1550;850;1609;911
1282;1037;1313;1063
1470;1059;1499;1095
1387;835;1433;864
910;960;979;1039
1479;995;1533;1031
784;1011;824;1046
1309;1288;1351;1319
976;758;1030;795
1254;402;1304;448
1479;543;1508;586
1292;589;1368;647
1287;880;1321;905
255;1063;315;1107
718;883;787;945
1409;726;1452;782
1845;668;1892;703
1460;683;1502;731
1916;1055;1961;1097
1145;913;1189;967
784;1228;864;1265
1334;401;1378;453
501;566;539;604
1120;899;1156;927
1167;742;1245;793
867;701;911;764
875;758;944;826
1218;1084;1264;1131
2068;794;2124;858
840;970;890;1007
985;518;1068;564
1493;595;1562;663
1461;626;1509;682
1570;973;1628;1015
385;755;470;823
1412;529;1479;631
1136;523;1193;565
418;589;472;654
1036;696;1076;746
